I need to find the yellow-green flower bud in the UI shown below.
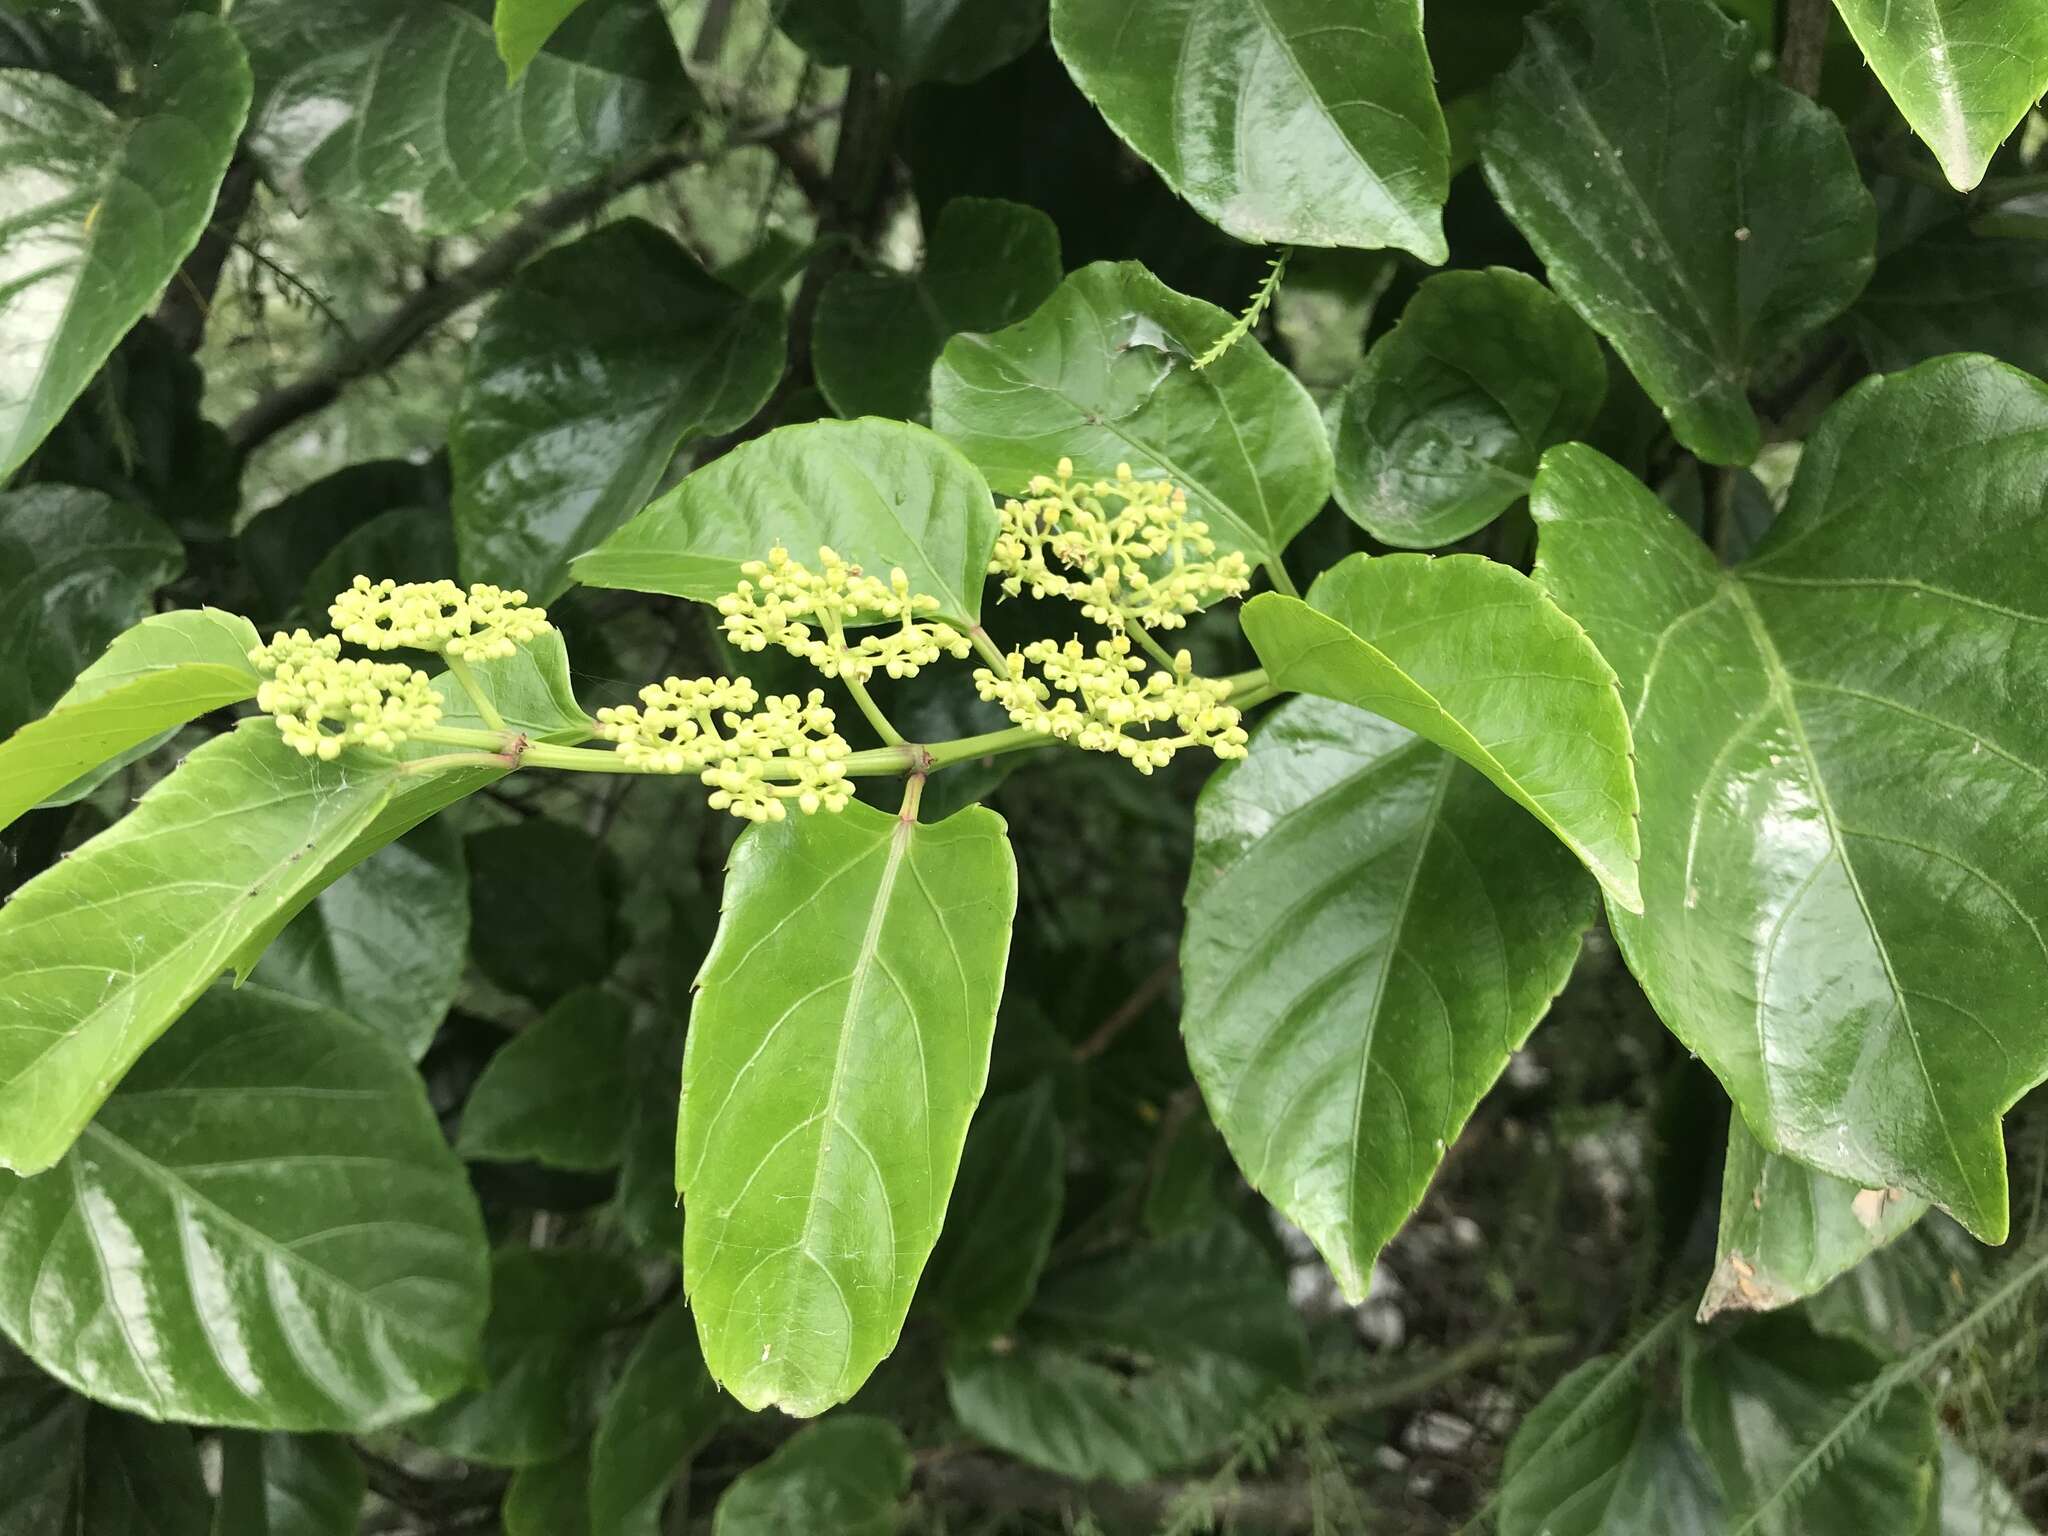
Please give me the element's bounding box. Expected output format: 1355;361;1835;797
595;673;853;822
328;576;553;661
250;629;442;760
715;546;972;684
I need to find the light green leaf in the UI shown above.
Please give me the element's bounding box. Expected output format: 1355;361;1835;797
213;1433;366;1536
589;1301;723;1536
494;0;589;79
1684;1314;1939;1536
917;1079;1064;1344
946;1221;1307;1484
0;1357;210;1535
0;985;489;1430
408;1248;645;1467
930;261;1333;572
774;0;1044;84
1239;552;1641;912
459;987;632;1169
1050;0;1449;260
453;218;786;602
814;197;1061;423
0;16;250;478
0;725;401;1176
1498;1355;1727;1536
467;823;621;1005
680;797;1018;1416
1481;0;1874;464
1832;0;2048;191
1331;267;1605;548
574;417;1003;630
236;0;687;234
1700;1113;1926;1322
254;820;470;1060
711;1417;911;1536
1530;354;2048;1240
1182;696;1591;1302
0;608;261;831
1938;1434;2035;1535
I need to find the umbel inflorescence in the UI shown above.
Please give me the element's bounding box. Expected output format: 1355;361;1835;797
250;463;1252;818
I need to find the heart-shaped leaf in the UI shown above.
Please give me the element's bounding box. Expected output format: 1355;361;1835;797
1531;354;2048;1240
0;985;490;1430
1182;696;1591;1301
1051;0;1448;259
679;796;1018;1416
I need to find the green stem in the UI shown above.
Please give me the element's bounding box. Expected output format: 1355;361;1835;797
840;671;905;747
968;626;1011;677
899;770;926;822
1262;558;1300;600
923;725;1054;772
1125;619;1178;670
442;654;505;731
399;751;515;776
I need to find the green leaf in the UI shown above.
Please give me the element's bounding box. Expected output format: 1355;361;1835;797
1050;0;1449;260
236;0;687;234
1182;695;1591;1301
680;797;1018;1416
1832;0;2048;191
1529;354;2048;1240
589;1301;723;1536
505;1449;592;1536
467;822;621;1004
1938;1434;2034;1536
0;487;184;739
494;0;589;79
1700;1112;1926;1322
813;198;1061;423
453;218;787;602
459;987;632;1169
774;0;1045;84
1331;267;1605;548
1498;1356;1728;1536
574;417;1003;630
1804;1217;1984;1359
930;261;1333;573
0;984;490;1430
1684;1314;1939;1536
1854;223;2048;384
0;1359;210;1535
254;820;470;1060
917;1079;1064;1344
1239;553;1641;912
0;16;250;478
711;1417;911;1536
0;725;402;1175
407;1247;645;1467
946;1221;1307;1484
214;1434;366;1536
0;608;262;831
1481;0;1874;464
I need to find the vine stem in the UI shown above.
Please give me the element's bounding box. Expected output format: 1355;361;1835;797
839;672;905;747
442;654;505;731
1263;558;1301;599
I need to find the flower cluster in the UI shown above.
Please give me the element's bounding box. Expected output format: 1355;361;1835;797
974;632;1247;773
596;677;853;822
717;546;972;683
329;577;553;661
251;630;442;760
989;460;1251;634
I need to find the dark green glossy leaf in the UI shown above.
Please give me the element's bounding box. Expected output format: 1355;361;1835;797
0;725;401;1175
505;1449;592;1536
254;820;470;1060
467;821;620;1005
0;1358;210;1535
1833;0;2048;191
1240;553;1640;911
1530;355;2048;1240
814;197;1060;422
0;608;262;830
1854;224;2048;384
407;1247;644;1467
1481;0;1874;464
214;1433;366;1536
711;1416;911;1536
453;218;786;602
775;0;1043;84
1051;0;1448;259
237;0;686;234
1182;696;1591;1300
589;1301;722;1536
917;1079;1064;1344
930;260;1333;572
0;487;183;740
459;987;632;1169
1685;1314;1939;1536
574;417;1003;630
946;1221;1307;1484
0;985;489;1430
680;797;1018;1416
1700;1113;1925;1322
299;506;459;626
0;16;250;478
238;461;447;626
1498;1355;1727;1536
494;0;589;79
1331;267;1605;547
